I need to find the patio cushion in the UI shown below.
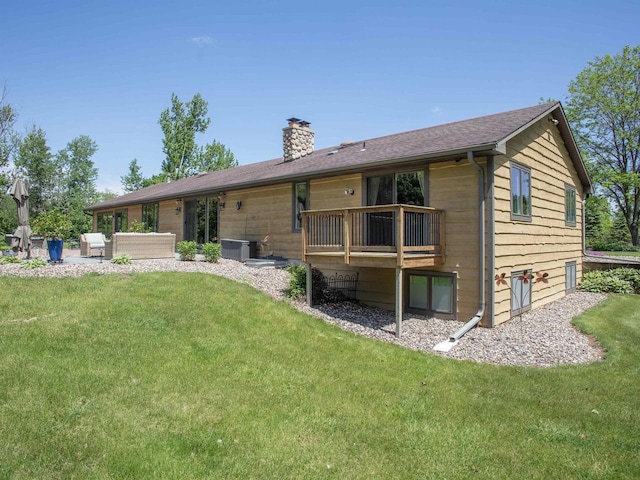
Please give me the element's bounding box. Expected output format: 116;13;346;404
83;233;105;248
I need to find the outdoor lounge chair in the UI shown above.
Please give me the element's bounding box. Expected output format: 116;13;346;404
80;233;107;257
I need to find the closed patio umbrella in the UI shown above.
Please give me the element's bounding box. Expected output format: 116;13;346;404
7;178;32;258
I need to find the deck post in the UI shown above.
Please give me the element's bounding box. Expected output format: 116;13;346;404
397;205;404;267
301;212;308;262
306;262;313;306
343;209;351;265
439;211;446;264
395;266;403;337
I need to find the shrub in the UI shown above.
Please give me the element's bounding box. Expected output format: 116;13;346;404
0;255;20;265
202;242;221;263
579;270;634;294
177;241;197;261
31;210;72;240
111;254;132;265
608;268;640;293
21;258;48;269
129;220;151;233
285;265;330;302
285;265;306;299
588;240;639;252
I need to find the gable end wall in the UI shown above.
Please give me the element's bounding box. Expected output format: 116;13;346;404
493;118;584;325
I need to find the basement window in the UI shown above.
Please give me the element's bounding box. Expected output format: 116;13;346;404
405;271;456;319
566;262;577;293
511;269;532;317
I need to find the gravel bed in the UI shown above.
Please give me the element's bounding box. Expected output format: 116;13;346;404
0;258;606;367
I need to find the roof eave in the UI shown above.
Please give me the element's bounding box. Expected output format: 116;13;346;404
176;143;503;194
86;143;504;211
552;105;593;194
497;102;592;193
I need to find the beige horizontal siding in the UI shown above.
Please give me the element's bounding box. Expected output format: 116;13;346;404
310;174;362;210
429;160;483;322
221;184;298;259
158;200;182;240
220;174;365;260
494;118;584;325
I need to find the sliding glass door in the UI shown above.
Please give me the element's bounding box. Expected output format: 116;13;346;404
184;197;218;244
365;170;427;247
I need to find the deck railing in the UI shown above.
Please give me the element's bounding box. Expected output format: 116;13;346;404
302;205;445;267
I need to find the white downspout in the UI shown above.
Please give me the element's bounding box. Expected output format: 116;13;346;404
435;151;486;350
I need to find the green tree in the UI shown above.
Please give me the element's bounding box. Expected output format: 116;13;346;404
94;190;118;204
0;86;18;160
0;191;18;234
566;45;640;245
158;93;236;179
121;158;145;193
159;93;210;180
142;172;168;188
609;209;633;244
55;135;99;238
193;140;237;172
0;85;20;190
14;126;55;216
584;195;612;246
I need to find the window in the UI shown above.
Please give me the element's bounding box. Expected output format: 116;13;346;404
184;197;218;244
293;182;308;232
365;170;428;247
406;271;456;318
511;270;532;317
511;162;531;221
114;210;128;232
142;203;159;232
396;171;425;205
96;212;113;238
366;170;426;206
566;262;577;293
565;185;577;226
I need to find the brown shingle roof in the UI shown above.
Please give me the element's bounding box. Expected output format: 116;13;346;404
87;102;591;210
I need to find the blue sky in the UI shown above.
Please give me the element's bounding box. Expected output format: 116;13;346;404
3;0;639;193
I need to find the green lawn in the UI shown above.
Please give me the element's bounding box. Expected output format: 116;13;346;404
597;251;640;257
1;272;639;479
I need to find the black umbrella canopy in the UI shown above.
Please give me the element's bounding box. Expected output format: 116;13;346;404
7;178;32;252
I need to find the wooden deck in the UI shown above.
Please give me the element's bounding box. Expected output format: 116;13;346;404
301;205;445;268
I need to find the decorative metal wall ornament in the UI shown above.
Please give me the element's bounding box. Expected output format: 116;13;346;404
495;271;549;286
494;270;550;319
535;271;549;283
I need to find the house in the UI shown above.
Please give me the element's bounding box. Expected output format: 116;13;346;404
86;102;592;335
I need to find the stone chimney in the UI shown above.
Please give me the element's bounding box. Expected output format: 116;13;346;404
283;117;314;162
